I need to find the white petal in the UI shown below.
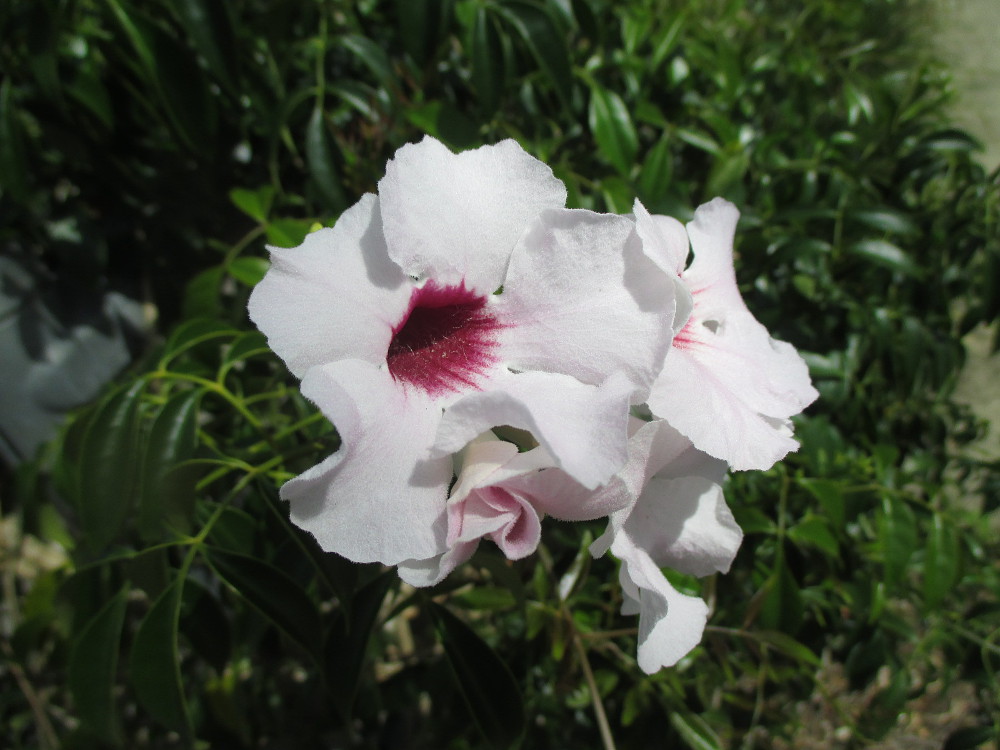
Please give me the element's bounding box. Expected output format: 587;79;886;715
633;198;688;276
397;540;479;588
282;360;451;566
494;209;676;403
682;197;746;312
379;137;566;294
247;194;412;378
590;419;703;557
612;533;709;673
623;473;742;577
432;370;633;490
649;341;806;471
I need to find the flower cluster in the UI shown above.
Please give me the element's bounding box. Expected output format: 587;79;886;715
248;137;817;673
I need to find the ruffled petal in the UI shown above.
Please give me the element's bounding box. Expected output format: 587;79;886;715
247;194;412;378
494;209;676;402
644;197;818;470
648;339;806;471
432;369;633;490
282;359;451;566
397;540;479;588
622;473;742;578
612;532;709;673
633;199;694;334
379;137;566;294
633;199;688;277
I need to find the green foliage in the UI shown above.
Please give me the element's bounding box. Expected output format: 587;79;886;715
2;0;999;748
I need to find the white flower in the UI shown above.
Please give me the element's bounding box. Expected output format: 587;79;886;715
590;418;743;672
635;198;818;471
399;430;638;586
248;137;677;566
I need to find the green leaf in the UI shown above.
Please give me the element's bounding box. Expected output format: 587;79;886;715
751;630;821;667
758;560;803;634
788;516;839;558
494;0;574;109
0;80;29;202
588;82;639;176
138;388;203;540
228;256;270;286
670;710;723;750
880;495;917;590
638;135;673;205
393;0;452;64
339;34;398;98
470;6;505;115
849;239;923;278
206;548;323;659
849;209;920;237
230;186;275;223
266;218;315;247
130;578;191;733
428;601;525;750
78;381;146;551
306;105;347;212
171;0;239;93
325;570;395;715
69;586;129;744
182;266;225;320
923;512;959;610
651;13;687;71
798;478;846;528
161;318;237;364
220;331;272;377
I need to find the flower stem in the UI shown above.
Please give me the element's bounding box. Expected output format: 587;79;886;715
571;630;618;750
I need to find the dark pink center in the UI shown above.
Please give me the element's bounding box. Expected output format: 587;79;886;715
386;281;501;397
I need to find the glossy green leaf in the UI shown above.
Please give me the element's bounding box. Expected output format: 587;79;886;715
131;578;191;733
470;6;505;115
751;630;821;667
849;209;920;237
69;586;129;744
138;388;203;540
339;34;398;98
651;12;687;71
638;135;673;205
494;0;574;109
849;239;923;277
78;380;145;551
588;82;639;175
266;218;315;247
228;256;270;286
670;710;723;750
305;105;347;212
207;547;323;659
230;186;275;223
428;601;525;749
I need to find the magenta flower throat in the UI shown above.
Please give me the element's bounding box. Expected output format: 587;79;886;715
386;281;502;396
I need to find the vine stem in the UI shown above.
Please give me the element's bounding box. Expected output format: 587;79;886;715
571;628;618;750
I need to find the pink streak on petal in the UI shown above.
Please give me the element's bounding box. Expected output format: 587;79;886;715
478;486;540;559
387;280;503;397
